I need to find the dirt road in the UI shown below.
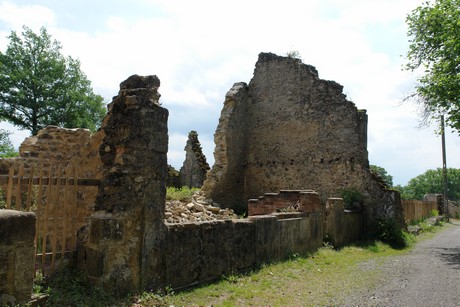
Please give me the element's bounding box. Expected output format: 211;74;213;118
346;221;460;306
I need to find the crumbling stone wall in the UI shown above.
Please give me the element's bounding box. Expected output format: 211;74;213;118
203;52;404;227
0;125;103;179
201;83;249;212
83;75;168;293
0;210;36;305
180;130;210;188
0;126;104;248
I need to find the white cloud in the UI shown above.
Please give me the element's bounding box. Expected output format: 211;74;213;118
1;0;459;187
168;133;188;168
0;1;56;31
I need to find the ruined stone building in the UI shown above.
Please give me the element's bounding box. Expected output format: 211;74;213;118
179;130;210;188
202;52;403;227
1;54;406;299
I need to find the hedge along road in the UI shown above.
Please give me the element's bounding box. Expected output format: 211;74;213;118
345;220;460;306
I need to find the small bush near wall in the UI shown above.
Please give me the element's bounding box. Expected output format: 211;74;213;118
375;218;415;249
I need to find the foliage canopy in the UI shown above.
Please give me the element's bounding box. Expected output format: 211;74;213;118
0;26;105;135
400;168;460;201
405;0;460;133
0;129;18;157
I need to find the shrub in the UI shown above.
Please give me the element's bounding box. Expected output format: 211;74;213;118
430;209;439;217
375;218;415;249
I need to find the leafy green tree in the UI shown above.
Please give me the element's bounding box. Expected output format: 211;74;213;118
370;165;393;187
392;184;412;200
0;26;105;135
0;129;18;157
404;168;460;201
405;0;460;133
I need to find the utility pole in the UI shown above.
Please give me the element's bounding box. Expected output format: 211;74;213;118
441;115;449;221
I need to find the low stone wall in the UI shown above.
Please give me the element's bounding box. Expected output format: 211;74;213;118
324;198;363;246
248;190;323;216
249;191;363;248
163;212;323;289
0;210;36;305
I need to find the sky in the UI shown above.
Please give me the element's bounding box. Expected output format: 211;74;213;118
0;0;459;186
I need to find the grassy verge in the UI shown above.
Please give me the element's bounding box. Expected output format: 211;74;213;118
135;220;453;306
135;242;399;306
34;219;454;306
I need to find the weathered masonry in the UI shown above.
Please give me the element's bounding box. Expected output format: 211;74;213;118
0;210;35;305
202;52;404;228
180;130;210;188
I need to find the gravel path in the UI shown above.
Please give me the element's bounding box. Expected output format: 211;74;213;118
346;220;460;307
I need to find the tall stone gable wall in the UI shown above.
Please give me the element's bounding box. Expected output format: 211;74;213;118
203;52;403;226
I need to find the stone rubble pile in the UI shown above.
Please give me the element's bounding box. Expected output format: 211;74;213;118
165;191;239;224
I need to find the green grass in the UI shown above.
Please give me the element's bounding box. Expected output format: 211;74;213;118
166;186;200;201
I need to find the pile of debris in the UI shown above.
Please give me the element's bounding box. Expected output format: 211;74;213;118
165;191;239;224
